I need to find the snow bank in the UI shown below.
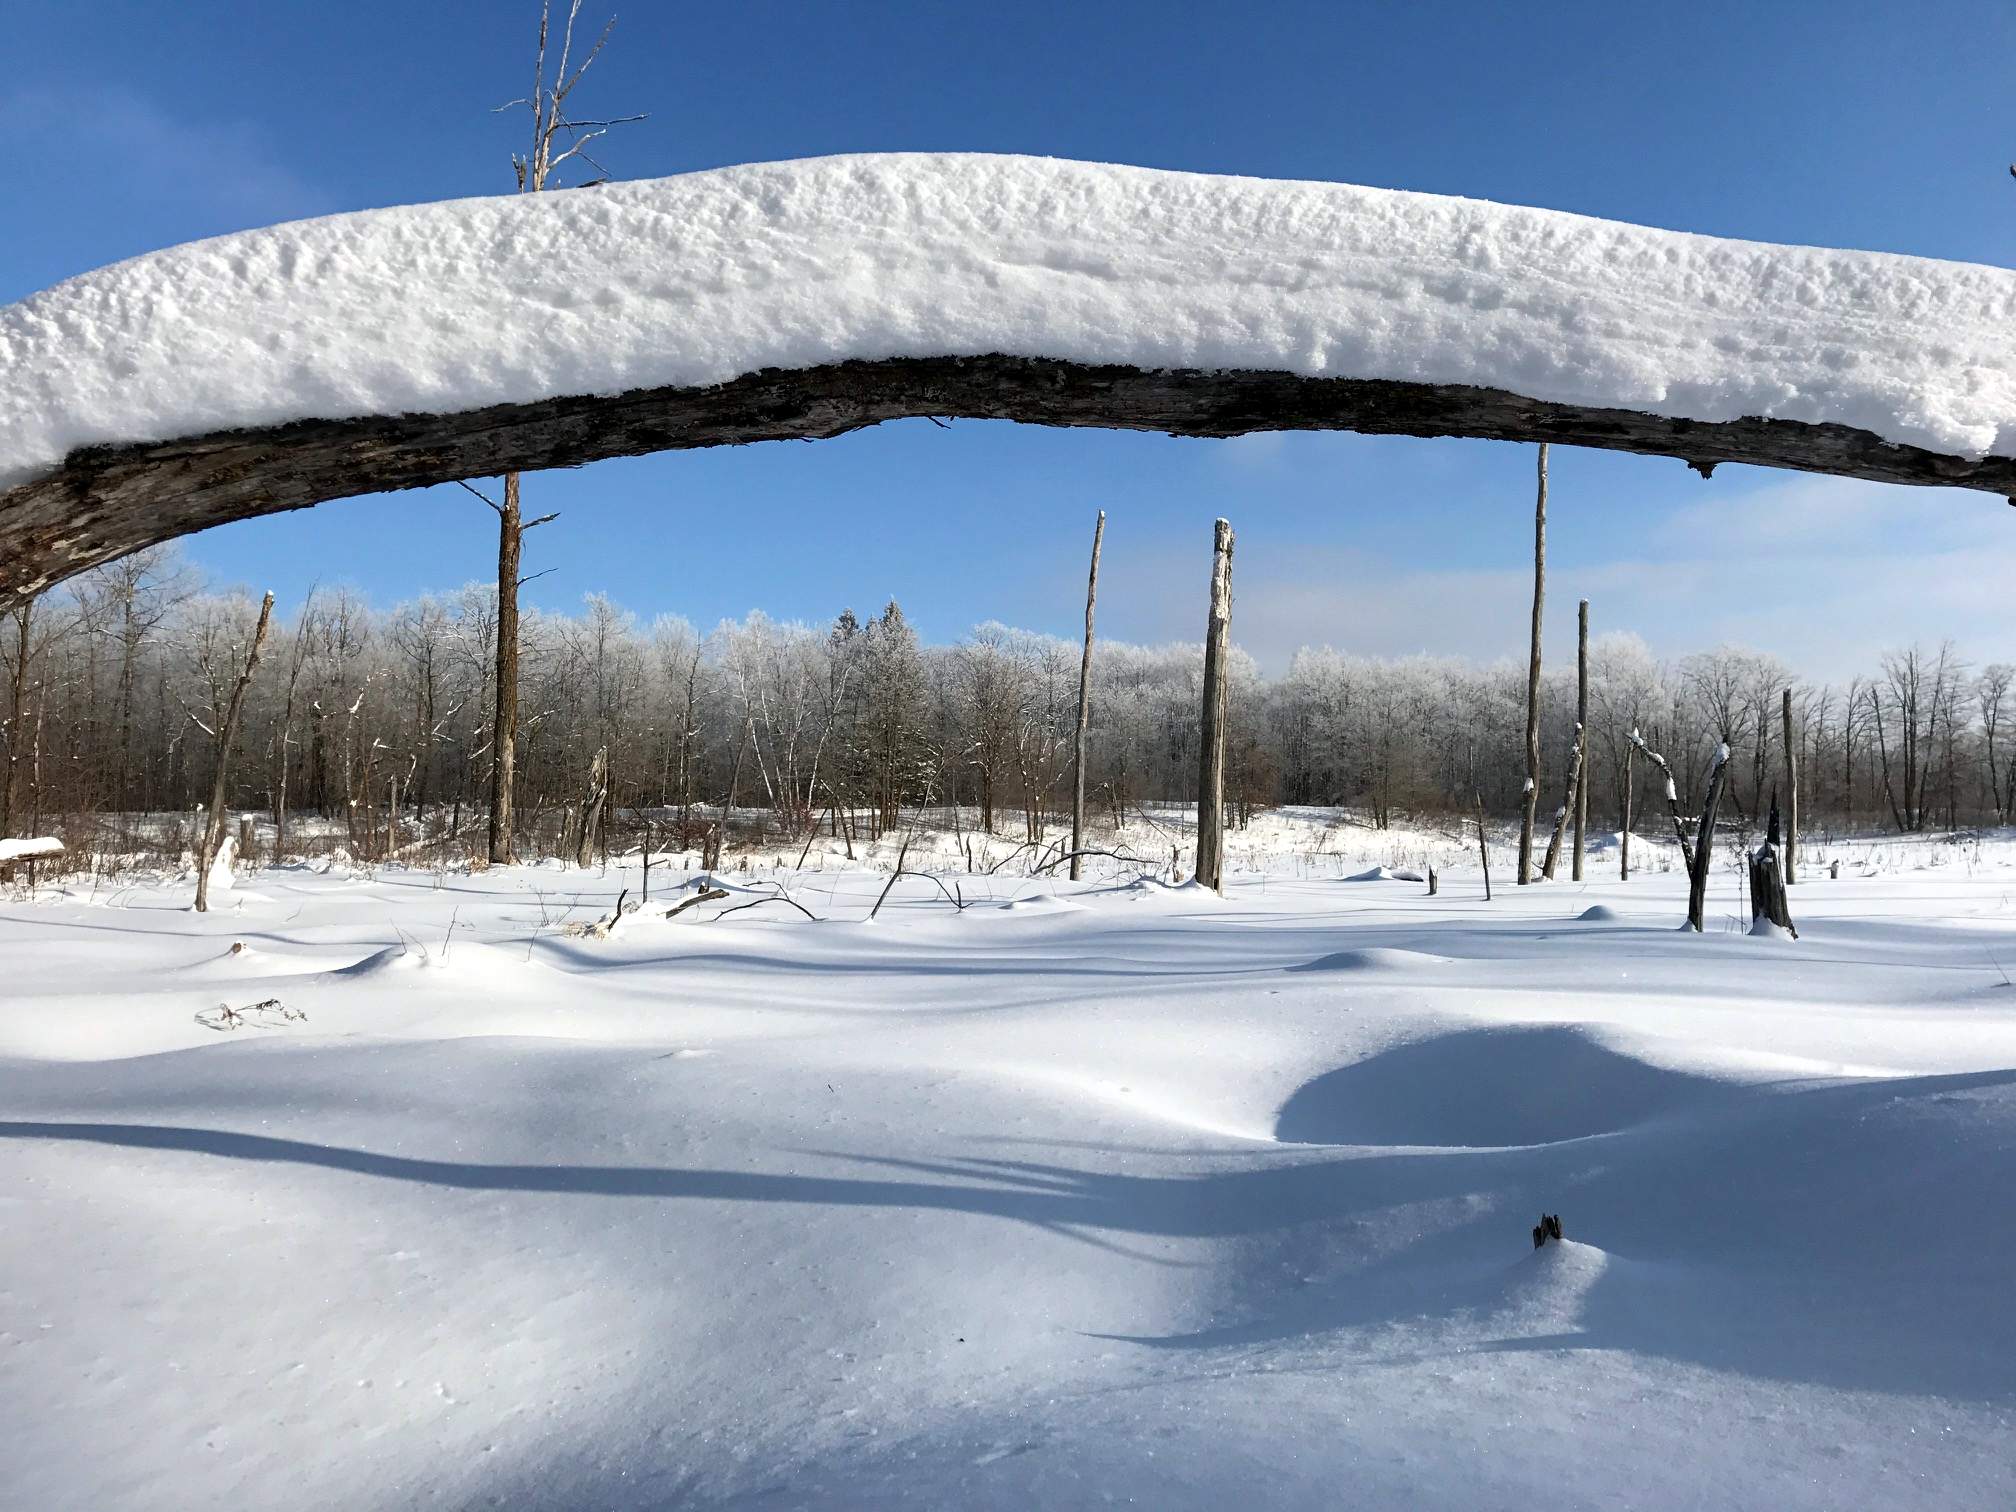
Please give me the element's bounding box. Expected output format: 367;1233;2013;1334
3;152;2014;489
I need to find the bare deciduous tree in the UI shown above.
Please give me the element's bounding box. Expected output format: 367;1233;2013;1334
481;0;642;865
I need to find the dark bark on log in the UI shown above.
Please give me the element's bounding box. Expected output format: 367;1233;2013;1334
6;354;2015;609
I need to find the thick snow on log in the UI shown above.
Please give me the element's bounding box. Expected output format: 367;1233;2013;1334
0;837;64;862
6;153;2015;483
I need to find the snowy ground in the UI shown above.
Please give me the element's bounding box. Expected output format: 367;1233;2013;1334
5;829;2015;1509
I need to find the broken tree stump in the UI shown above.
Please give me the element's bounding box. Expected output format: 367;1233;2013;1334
1748;794;1798;938
1532;1213;1564;1249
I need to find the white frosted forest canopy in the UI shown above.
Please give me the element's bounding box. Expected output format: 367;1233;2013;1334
2;151;2014;490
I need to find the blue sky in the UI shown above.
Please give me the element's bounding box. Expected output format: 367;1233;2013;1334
6;0;2013;676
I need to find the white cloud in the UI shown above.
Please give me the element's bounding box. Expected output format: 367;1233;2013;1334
1108;473;2016;683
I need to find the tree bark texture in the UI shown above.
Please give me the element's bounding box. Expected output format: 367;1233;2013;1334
1686;752;1732;933
8;356;2015;611
575;744;608;868
1195;518;1234;893
1749;796;1798;937
488;474;522;865
1069;511;1105;883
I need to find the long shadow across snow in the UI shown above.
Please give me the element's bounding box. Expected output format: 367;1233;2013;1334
6;1058;2016;1402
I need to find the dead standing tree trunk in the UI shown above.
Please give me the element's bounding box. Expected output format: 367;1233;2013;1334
1475;795;1493;901
1068;511;1105;883
1518;443;1547;882
1749;792;1797;936
1629;730;1694;872
574;744;609;867
1782;688;1799;885
195;592;276;914
1685;744;1732;933
1620;743;1634;881
483;0;639;867
1195;518;1234;893
1573;598;1589;881
1539;726;1584;880
468;474;555;864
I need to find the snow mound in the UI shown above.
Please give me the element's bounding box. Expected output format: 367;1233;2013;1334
1493;1238;1614;1332
1577;904;1623;922
1290;946;1453;972
1108;877;1223;904
1273;1025;1732;1147
4;153;2014;490
997;894;1085;913
332;940;536;982
1342;865;1427;883
175;942;328;980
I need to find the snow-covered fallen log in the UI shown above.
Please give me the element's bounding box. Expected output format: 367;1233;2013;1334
4;152;2014;606
0;836;63;883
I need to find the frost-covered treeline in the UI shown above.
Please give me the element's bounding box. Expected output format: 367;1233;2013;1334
3;546;2010;855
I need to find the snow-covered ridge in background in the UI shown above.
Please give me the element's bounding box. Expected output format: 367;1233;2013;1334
3;152;2014;489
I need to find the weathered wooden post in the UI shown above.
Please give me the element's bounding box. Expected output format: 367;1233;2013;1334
1573;598;1589;880
1195;519;1234;893
1518;445;1548;883
1782;688;1799;885
1069;511;1105;882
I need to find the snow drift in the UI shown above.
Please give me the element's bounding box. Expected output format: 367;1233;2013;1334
3;152;2014;491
